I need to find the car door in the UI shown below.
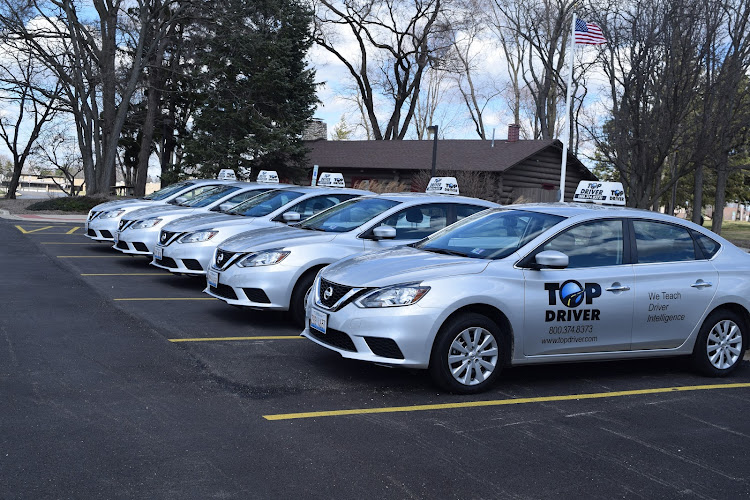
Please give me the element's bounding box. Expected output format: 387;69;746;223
522;218;635;356
630;219;719;350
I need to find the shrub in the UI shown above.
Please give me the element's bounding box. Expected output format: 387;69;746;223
27;196;111;213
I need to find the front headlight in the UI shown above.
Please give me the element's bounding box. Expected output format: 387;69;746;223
131;218;162;229
99;209;125;219
355;283;431;308
236;249;290;267
178;230;218;243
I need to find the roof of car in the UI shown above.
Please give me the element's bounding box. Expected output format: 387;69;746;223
373;192;500;206
500;202;699;225
274;186;373;195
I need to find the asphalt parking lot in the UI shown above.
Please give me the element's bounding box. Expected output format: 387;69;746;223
3;218;750;498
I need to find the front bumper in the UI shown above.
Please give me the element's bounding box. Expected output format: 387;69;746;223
151;242;215;275
85;217;119;241
302;300;440;368
113;226;160;255
203;263;298;310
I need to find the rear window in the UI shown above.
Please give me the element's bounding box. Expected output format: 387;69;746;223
692;231;721;259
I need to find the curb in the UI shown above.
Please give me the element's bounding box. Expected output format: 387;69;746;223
0;209;87;223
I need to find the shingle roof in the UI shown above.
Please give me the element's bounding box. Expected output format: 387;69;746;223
304;139;587;174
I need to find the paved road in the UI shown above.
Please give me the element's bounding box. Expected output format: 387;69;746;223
2;219;750;499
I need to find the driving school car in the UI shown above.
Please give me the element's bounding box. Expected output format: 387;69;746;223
304;183;750;393
204;178;499;326
85;179;231;242
151;184;371;275
112;182;284;255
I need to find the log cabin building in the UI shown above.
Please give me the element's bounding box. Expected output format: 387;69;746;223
303;130;596;204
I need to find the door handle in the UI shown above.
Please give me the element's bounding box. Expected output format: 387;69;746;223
606;283;631;292
691;281;713;289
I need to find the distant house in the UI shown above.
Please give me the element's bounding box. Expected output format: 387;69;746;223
303;132;596;204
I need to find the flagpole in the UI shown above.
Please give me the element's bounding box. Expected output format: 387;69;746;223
559;12;577;202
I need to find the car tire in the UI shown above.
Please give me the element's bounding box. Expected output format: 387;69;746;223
290;271;317;328
691;309;746;377
429;313;507;394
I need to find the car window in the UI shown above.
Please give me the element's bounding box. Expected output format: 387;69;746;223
633;220;695;263
176;185;222;203
540;219;624;268
284;194;359;219
226;190;305;217
692;231;721;259
456;204;488;221
183;185;240;207
416;209;564;259
299;197;400;233
143;181;194;200
377;203;452;240
209;189;271;212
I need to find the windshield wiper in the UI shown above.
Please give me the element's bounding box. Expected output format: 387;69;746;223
421;247;470;257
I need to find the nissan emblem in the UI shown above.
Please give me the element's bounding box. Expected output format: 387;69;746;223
323;286;334;300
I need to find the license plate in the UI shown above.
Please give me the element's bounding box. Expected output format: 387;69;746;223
207;268;219;288
154;246;163;259
310;308;328;334
113;231;119;244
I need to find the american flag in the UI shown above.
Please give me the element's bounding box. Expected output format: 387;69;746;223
574;19;607;45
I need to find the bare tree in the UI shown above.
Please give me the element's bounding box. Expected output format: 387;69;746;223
32;125;84;195
490;0;576;140
590;0;707;208
0;44;61;199
313;0;449;139
690;0;750;231
0;0;184;195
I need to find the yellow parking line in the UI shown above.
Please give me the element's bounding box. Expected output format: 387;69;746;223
66;227;80;234
114;297;216;301
82;273;171;276
169;336;302;342
57;255;126;258
15;225;54;234
263;382;750;421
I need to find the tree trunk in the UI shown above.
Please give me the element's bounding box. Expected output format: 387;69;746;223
693;163;704;224
711;157;728;234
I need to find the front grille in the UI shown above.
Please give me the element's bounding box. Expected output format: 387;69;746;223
133;242;149;252
183;259;203;271
159;230;182;245
87;229;96;236
318;278;353;308
154;256;177;268
100;230;113;239
309;327;357;352
215;249;238;269
210;284;237;300
364;337;404;359
115;241;128;250
243;288;270;304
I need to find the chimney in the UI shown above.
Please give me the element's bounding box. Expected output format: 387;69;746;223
507;124;520;142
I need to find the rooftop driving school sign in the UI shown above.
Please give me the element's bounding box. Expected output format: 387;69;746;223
426;177;459;195
317;172;346;188
256;170;279;183
573;181;626;206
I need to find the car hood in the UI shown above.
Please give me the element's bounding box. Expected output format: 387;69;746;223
219;226;335;252
321;246;491;288
92;199;154;211
123;204;194;220
162;213;250;231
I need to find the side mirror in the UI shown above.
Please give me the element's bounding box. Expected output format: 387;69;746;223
174;196;188;205
372;225;396;240
534;250;569;269
219;203;235;212
282;211;301;223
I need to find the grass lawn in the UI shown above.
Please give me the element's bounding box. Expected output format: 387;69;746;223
704;220;750;248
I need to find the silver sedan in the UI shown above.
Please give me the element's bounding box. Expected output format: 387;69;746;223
304;204;750;393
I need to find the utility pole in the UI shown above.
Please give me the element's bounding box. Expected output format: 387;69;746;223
428;125;438;177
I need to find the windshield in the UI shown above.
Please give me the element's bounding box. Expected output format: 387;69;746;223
143;181;194;200
181;185;240;207
209;188;272;212
415;209;565;259
226;189;305;217
298;197;400;233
